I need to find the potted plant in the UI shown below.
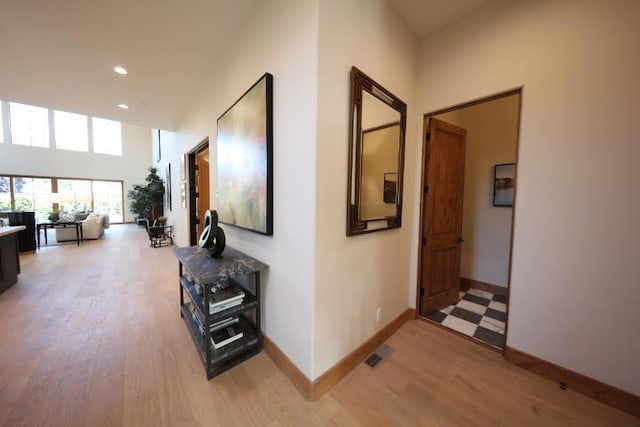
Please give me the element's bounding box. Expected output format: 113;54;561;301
48;211;60;222
147;215;168;238
128;167;165;223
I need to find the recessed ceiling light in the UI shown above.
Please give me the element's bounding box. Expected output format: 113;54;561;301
117;104;129;110
114;66;128;75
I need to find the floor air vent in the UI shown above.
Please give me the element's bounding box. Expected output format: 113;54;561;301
364;343;394;369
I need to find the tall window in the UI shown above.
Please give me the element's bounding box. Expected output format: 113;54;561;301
93;118;122;156
9;102;49;147
57;179;92;212
54;110;88;152
92;181;123;223
12;177;52;221
3;101;125;155
0;176;124;223
0;176;10;211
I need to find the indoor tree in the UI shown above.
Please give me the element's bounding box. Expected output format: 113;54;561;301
128;167;164;222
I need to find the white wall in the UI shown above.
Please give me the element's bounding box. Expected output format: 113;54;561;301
314;0;418;379
434;94;519;287
416;0;640;395
0;123;152;222
156;0;319;378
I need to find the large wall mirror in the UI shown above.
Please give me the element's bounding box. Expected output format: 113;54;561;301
347;66;407;236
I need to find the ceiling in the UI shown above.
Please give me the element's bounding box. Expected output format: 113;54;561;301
0;0;258;131
389;0;494;38
0;0;491;131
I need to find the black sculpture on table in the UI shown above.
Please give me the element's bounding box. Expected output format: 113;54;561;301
198;209;226;258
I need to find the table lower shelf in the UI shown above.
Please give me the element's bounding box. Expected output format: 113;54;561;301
180;303;260;378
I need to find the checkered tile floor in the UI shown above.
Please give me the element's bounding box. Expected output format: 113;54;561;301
425;288;507;349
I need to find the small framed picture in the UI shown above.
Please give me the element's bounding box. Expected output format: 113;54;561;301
155;130;162;163
383;172;398;204
165;163;172;212
180;154;186;181
493;163;515;207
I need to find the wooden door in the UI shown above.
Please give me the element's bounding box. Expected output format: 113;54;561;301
189;139;209;246
195;148;210;237
420;118;467;315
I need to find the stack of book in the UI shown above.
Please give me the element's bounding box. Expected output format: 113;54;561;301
209;285;245;314
186;283;247;350
187;303;205;333
210;317;244;349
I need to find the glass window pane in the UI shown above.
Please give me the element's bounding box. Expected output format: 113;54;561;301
92;180;123;223
13;177;33;195
9;102;49;147
54;110;88;152
93;118;122;156
12;177;52;221
0;176;10;211
12;177;34;212
33;179;52;221
57;179;92;212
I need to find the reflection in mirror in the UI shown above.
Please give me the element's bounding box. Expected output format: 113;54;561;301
347;66;407;236
360;91;401;220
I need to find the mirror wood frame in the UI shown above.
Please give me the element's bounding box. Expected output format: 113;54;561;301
346;66;407;236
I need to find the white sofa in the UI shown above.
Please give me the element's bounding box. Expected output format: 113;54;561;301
56;213;110;242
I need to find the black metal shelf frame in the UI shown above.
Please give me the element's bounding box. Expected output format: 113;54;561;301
175;246;266;380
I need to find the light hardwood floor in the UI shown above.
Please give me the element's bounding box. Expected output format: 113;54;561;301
0;225;637;426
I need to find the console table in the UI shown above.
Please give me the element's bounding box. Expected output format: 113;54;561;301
37;221;83;248
174;246;267;379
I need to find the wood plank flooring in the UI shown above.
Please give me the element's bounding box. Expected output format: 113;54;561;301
0;225;637;426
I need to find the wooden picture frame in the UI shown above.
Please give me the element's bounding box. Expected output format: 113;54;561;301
165;163;172;212
155;130;162;163
180;154;186;181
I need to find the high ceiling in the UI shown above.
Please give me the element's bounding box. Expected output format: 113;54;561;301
0;0;258;130
0;0;492;131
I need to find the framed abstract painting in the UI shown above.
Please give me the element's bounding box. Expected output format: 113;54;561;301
217;73;273;235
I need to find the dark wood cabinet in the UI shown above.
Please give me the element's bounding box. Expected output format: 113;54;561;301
0;228;22;293
0;212;36;253
174;246;267;379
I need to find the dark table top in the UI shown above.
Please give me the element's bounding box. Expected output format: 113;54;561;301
174;246;268;285
37;221;81;226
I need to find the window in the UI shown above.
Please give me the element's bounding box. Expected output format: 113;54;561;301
0;175;124;223
4;100;127;155
54;110;88;152
9;102;49;147
12;177;52;221
92;181;123;223
57;179;92;212
93;118;122;156
0;176;10;211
